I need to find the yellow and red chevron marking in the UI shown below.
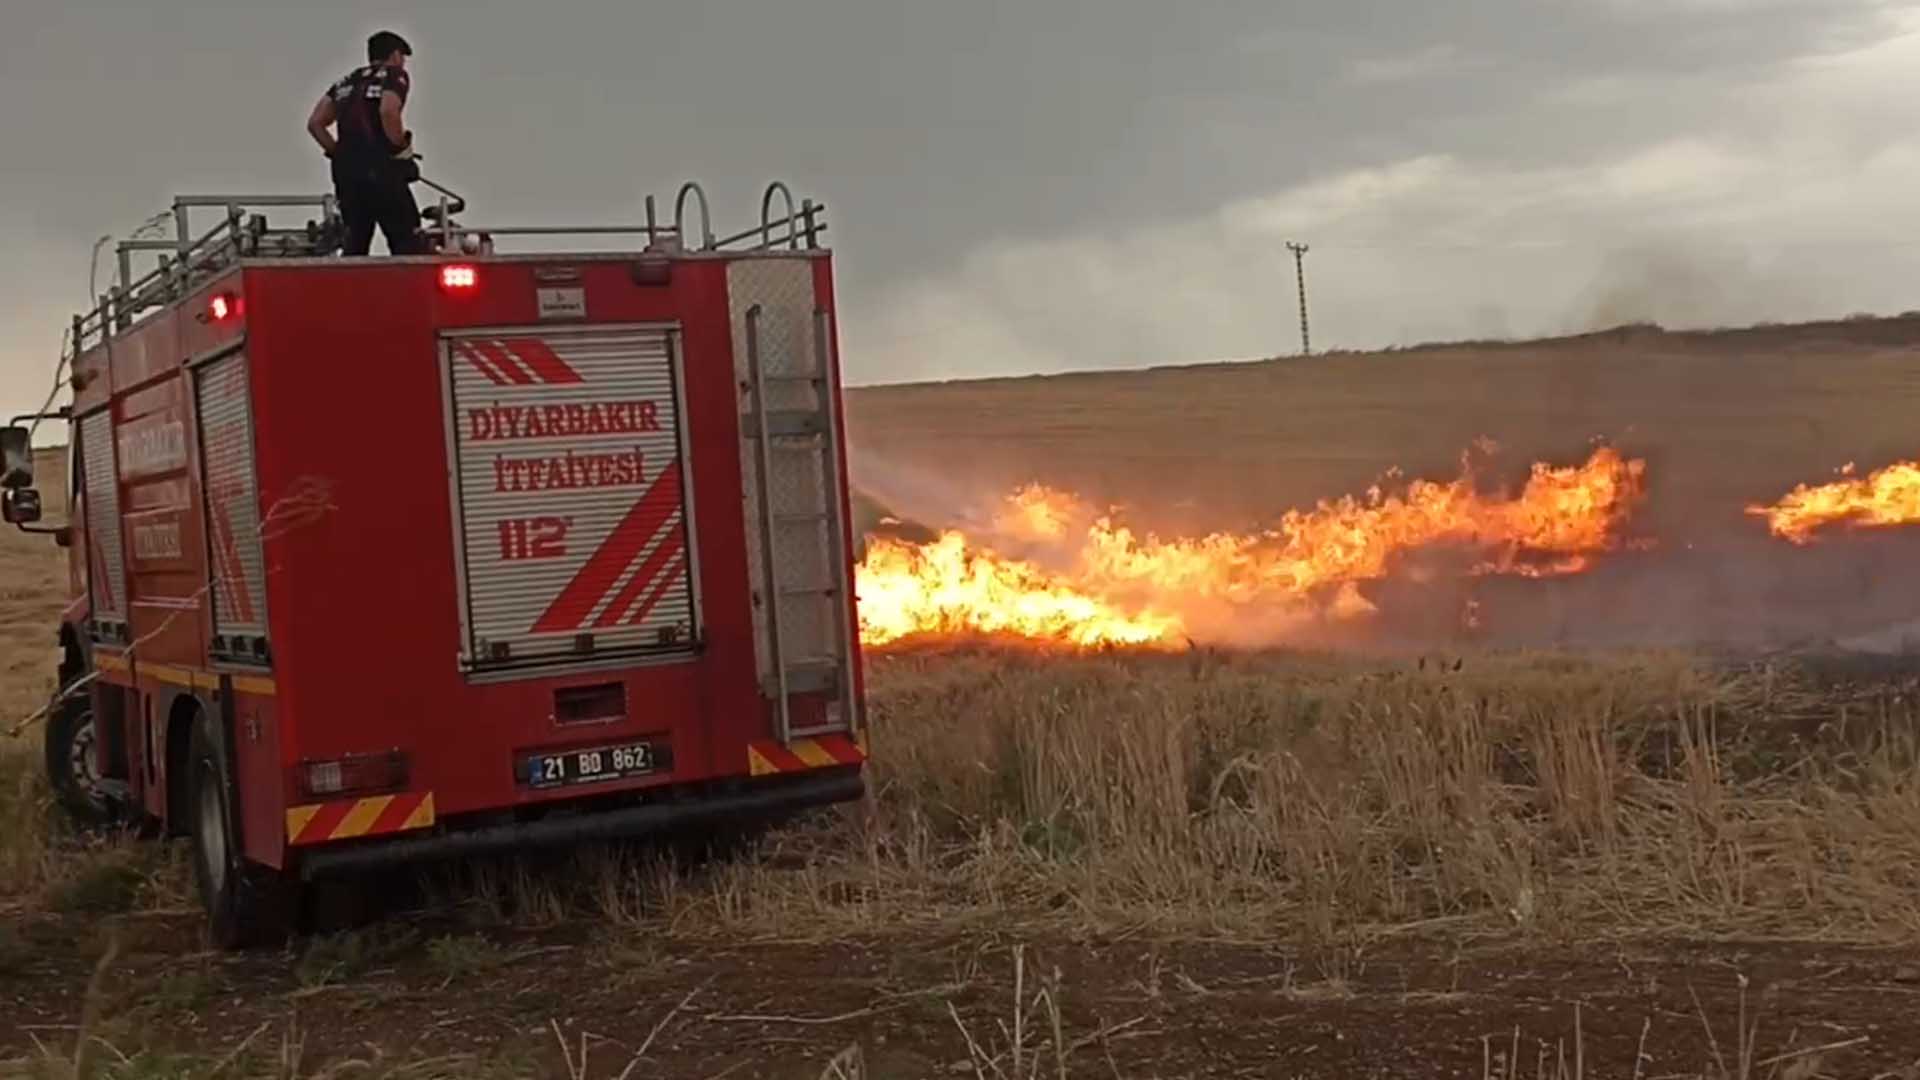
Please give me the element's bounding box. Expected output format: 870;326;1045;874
285;791;435;846
747;733;867;777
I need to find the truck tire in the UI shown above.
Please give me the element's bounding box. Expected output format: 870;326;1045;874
44;695;113;828
187;713;296;949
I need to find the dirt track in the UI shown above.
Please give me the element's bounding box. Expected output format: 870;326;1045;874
6;908;1920;1077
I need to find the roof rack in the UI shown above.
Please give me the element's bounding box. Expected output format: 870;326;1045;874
68;179;827;361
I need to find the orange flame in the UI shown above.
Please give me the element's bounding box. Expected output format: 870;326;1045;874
855;532;1180;647
995;483;1080;541
855;444;1648;648
1749;459;1920;544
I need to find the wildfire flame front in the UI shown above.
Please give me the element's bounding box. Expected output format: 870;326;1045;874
855;444;1649;648
1748;459;1920;544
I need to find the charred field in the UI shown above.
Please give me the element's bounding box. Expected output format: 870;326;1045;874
10;320;1920;1076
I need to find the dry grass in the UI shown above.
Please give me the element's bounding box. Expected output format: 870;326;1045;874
381;643;1920;953
611;647;1920;944
1;449;76;911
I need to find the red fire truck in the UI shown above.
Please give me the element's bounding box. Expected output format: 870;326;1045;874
1;181;867;947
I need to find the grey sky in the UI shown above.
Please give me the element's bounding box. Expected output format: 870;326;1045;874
4;0;1917;414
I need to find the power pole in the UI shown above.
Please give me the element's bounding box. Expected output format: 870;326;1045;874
1286;241;1311;356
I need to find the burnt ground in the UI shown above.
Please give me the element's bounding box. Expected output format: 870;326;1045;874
5;907;1920;1079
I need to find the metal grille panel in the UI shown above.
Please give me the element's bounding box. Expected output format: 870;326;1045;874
443;326;699;671
196;352;270;639
80;412;126;620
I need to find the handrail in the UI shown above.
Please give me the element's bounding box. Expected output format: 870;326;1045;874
68;177;829;357
760;181;798;251
708;205;829;252
673;182;715;250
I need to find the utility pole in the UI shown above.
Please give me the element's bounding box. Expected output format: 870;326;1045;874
1286;241;1311;356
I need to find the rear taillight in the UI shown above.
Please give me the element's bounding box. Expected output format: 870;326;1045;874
298;751;410;799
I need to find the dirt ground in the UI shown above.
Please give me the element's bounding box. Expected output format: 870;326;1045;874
6;907;1920;1078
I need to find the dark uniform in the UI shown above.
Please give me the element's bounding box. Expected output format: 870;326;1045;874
325;63;424;256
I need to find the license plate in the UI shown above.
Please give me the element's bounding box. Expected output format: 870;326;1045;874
522;741;665;789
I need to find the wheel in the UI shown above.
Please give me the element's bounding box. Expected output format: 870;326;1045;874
188;713;297;950
44;694;113;828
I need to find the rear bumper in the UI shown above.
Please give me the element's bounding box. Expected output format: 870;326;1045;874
294;767;863;880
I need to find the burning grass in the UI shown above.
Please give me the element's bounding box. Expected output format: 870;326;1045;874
1749;456;1920;544
855;443;1648;649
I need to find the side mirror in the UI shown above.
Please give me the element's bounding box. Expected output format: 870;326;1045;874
0;426;31;490
3;488;42;525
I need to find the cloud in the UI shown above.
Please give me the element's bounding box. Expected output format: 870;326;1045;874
851;11;1920;384
2;0;1906;411
1345;44;1489;85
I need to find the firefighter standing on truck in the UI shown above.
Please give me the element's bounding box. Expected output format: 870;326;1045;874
306;31;424;256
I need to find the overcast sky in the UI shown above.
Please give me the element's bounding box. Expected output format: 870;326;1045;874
6;0;1920;417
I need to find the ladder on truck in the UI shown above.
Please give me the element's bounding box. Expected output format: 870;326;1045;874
741;289;860;744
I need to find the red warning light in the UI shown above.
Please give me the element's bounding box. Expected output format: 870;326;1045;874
440;264;478;291
208;292;240;321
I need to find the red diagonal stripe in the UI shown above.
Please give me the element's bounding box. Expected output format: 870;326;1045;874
370;792;426;834
206;506;232;615
502;339;584;384
453;340;508;385
815;734;866;765
472;340;535;385
533;460;683;632
294;800;355;844
626;555;687;627
226;511;254;622
91;527;115;609
595;532;684;628
210;495;253;622
755;742;809;773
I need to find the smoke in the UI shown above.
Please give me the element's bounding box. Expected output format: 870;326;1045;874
847;447;1018;542
1568;242;1837;334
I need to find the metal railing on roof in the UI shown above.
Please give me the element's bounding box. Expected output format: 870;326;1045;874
67;179;829;359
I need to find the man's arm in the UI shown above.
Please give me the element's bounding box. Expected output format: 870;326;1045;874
379;91;407;152
306;95;337;156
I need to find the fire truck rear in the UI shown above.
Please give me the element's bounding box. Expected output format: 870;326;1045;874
1;182;867;947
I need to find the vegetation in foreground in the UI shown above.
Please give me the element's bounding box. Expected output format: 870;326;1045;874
18;646;1920;942
731;647;1920;941
7;646;1920;1075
